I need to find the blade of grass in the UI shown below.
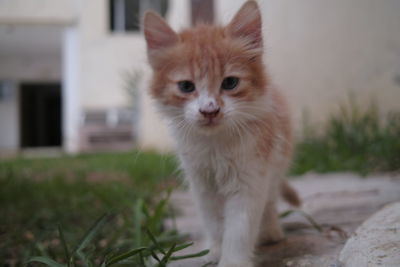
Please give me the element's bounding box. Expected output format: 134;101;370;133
149;199;168;232
279;209;323;233
169;205;178;232
150;250;162;263
279;210;295;218
69;213;109;262
58;224;70;266
170;249;209;261
106;247;147;266
139;251;146;267
160;243;176;264
26;256;65;267
133;199;144;247
146;227;166;255
142;203;151;219
299;210;323;232
172;242;194;252
77;250;93;267
150;230;185;245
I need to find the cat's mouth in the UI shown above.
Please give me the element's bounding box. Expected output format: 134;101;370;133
198;118;221;128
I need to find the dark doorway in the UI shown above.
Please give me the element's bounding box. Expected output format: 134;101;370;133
20;83;62;148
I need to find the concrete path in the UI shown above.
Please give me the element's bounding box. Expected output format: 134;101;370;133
167;173;400;267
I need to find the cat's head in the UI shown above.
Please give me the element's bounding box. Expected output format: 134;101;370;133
143;1;267;135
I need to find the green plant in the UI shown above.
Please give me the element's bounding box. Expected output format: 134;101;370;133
291;98;400;175
27;198;209;267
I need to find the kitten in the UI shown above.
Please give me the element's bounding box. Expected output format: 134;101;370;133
143;1;300;267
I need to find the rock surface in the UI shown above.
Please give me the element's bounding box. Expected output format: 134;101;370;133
339;202;400;267
167;173;400;267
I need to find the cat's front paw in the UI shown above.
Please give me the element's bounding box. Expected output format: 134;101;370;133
258;224;285;245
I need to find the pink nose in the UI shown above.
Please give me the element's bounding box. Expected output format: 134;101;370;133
199;108;220;119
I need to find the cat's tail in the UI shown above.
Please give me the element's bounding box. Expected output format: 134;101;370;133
281;180;301;207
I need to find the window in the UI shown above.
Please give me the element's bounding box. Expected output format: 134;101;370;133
110;0;169;32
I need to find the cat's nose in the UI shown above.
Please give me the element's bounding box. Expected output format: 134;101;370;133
199;107;220;119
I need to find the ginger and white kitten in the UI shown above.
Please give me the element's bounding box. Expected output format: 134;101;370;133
143;1;300;267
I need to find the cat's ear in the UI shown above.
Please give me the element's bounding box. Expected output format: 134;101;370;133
226;1;263;49
143;11;178;51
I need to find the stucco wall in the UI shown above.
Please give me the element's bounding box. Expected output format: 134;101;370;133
77;0;190;151
220;0;400;129
0;0;76;25
0;54;61;81
78;0;190;110
260;0;400;130
0;82;19;151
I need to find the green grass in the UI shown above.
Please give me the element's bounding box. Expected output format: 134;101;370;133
290;100;400;175
0;151;185;266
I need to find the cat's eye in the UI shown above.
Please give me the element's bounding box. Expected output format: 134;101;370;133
221;76;239;90
177;81;195;93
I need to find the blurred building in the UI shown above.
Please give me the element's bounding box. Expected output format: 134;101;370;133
0;0;188;154
0;0;399;155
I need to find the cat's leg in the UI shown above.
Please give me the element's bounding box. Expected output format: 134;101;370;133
258;200;284;245
258;170;286;245
189;179;224;263
218;184;267;267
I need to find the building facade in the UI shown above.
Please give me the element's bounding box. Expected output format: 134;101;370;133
0;0;399;154
0;0;191;154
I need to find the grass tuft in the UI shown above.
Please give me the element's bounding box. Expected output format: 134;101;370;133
291;99;400;175
27;211;208;267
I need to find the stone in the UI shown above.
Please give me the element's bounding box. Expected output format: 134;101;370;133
339;202;400;267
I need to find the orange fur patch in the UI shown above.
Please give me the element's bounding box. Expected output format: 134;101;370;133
148;24;267;107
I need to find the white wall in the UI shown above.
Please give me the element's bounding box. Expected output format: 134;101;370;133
78;0;190;110
219;0;400;130
260;0;400;130
216;0;246;24
0;0;76;25
77;0;190;151
0;24;63;81
0;82;19;151
0;55;61;81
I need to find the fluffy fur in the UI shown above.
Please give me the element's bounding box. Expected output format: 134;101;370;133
143;2;300;266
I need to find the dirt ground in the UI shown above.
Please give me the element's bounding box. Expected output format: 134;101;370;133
167;173;400;267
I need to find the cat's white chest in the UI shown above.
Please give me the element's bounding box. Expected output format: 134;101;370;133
178;135;259;193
